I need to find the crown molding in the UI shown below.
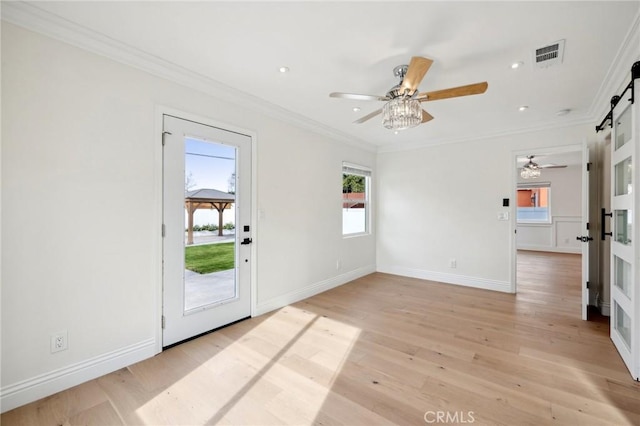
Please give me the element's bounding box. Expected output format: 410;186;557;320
1;1;376;153
4;2;638;156
587;9;640;124
377;116;594;153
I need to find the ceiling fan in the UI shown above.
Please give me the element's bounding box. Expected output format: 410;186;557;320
329;56;488;130
520;155;567;179
520;155;568;169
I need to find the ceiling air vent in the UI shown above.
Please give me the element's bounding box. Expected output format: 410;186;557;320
534;39;565;68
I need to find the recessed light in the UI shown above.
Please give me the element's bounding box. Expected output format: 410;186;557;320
352;107;361;112
519;105;529;111
394;131;399;135
278;66;289;73
511;61;524;69
556;108;571;116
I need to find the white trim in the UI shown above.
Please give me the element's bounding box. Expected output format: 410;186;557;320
253;265;376;316
154;106;165;354
376;265;512;294
0;338;156;413
0;1;374;154
377;118;593;153
516;245;581;255
342;162;372;176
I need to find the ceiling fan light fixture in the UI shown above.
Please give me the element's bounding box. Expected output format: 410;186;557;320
382;98;422;130
521;157;541;179
520;167;541;179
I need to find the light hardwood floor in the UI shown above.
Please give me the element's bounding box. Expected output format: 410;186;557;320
3;251;640;425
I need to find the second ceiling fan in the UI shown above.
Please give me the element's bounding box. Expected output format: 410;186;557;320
330;56;488;130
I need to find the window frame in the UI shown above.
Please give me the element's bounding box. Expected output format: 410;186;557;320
342;162;371;237
516;182;552;224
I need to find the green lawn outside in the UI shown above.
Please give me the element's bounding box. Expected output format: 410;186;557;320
185;242;235;274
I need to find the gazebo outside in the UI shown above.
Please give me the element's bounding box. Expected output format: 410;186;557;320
185;188;234;245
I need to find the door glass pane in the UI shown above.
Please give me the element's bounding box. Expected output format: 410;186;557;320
614;256;632;298
614;301;632;350
184;138;237;311
614;157;632;196
615;209;633;245
615;104;631;150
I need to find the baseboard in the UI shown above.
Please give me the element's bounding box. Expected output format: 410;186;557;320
254;264;376;316
517;245;581;254
0;338;156;413
598;299;611;317
377;265;512;293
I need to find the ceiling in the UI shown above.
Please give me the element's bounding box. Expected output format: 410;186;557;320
5;1;640;151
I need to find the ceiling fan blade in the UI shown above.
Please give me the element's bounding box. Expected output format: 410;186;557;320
400;57;433;95
539;164;567;169
417;81;488;101
422;109;434;123
353;108;382;124
330;92;388;102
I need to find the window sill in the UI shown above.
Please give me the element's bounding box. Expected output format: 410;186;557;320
343;232;371;239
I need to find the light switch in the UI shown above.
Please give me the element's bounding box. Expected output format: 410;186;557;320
498;212;509;221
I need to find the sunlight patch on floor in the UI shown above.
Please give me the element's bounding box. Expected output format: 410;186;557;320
136;305;361;424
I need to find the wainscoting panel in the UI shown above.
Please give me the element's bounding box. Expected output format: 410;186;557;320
517;216;581;254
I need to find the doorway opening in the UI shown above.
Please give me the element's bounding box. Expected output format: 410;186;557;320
513;147;589;320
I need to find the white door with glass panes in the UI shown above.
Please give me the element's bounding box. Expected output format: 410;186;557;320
610;86;639;380
162;115;252;347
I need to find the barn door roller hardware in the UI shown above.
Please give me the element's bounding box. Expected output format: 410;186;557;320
596;61;640;132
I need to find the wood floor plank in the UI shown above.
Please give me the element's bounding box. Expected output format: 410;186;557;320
3;250;639;425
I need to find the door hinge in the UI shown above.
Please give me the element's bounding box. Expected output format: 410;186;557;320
587;162;592;171
162;224;166;237
586;222;590;230
162;131;171;146
586;281;591;289
161;315;166;329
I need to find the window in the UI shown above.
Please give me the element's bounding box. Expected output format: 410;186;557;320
517;182;551;223
342;163;371;235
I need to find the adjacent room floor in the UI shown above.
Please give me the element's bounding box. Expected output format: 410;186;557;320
3;251;639;425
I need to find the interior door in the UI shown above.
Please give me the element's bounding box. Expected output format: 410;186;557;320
579;146;591;321
162;115;252;347
609;91;638;380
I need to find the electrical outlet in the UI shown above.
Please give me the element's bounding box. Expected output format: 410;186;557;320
51;331;68;353
449;259;457;269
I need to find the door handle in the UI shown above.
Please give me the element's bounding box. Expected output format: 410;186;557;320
601;208;613;240
576;236;593;243
240;238;253;245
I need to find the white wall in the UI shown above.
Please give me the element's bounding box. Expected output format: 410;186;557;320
1;23;376;410
516;165;582;253
376;125;594;292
